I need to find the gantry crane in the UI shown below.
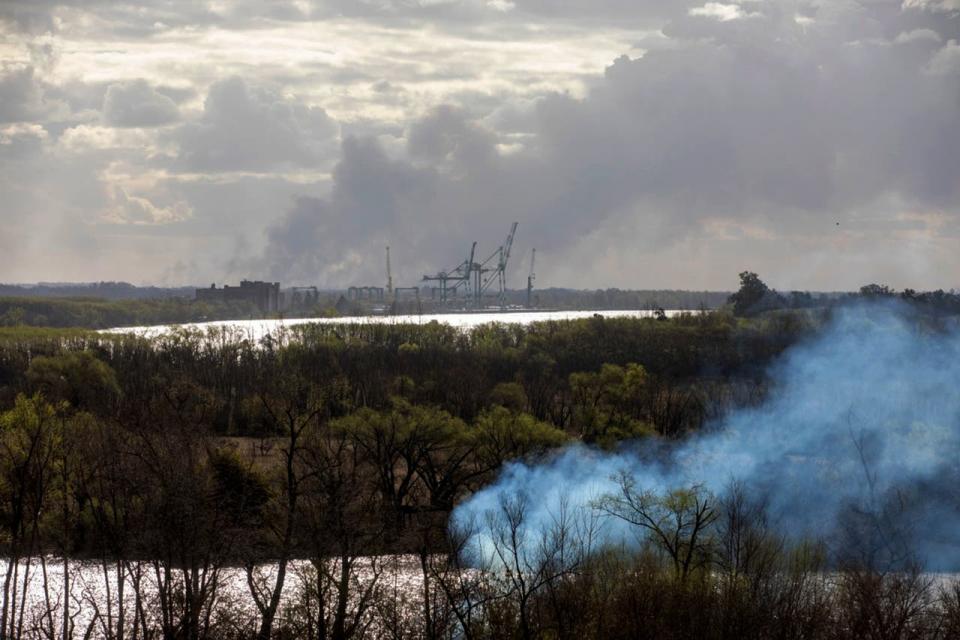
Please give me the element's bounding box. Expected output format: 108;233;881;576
474;222;518;309
498;222;518;308
420;222;518;308
422;242;476;304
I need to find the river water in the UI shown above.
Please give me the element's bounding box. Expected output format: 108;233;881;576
103;309;693;341
0;556;426;638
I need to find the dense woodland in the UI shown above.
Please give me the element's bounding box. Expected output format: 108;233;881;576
0;286;958;637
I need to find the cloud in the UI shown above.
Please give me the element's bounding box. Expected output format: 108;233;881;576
407;105;498;172
255;0;960;289
102;79;179;127
0;122;47;145
102;186;193;225
0;66;47;123
171;76;338;173
2;0;959;287
260;135;436;283
926;38;960;74
902;0;960;12
688;2;759;22
894;28;942;44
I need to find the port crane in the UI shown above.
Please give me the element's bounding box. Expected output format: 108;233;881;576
419;222;518;308
474;222;518;309
422;242;476;304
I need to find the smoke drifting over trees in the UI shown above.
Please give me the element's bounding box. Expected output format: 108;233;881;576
0;301;957;636
454;303;960;570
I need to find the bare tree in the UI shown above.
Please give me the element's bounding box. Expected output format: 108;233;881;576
596;473;718;582
244;374;324;640
479;493;588;640
289;420;386;640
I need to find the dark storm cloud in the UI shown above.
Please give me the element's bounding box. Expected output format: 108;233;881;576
260;136;436;283
171;76;337;173
257;0;960;288
408;105;498;169
0;66;50;123
3;0;959;287
102;80;179;128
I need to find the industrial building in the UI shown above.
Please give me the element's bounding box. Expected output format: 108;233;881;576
195;280;281;313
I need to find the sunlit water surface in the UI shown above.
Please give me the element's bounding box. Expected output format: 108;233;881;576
104;309;693;341
0;556;425;638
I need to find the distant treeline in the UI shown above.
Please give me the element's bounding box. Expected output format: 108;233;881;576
0;281;195;300
728;271;960;317
504;287;734;310
0;295;260;329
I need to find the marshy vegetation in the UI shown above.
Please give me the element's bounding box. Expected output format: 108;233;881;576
0;288;957;638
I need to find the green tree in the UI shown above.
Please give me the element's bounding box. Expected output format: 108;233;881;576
471;407;567;471
488;382;528;413
26;351;119;415
729;271;783;317
0;394;59;638
569;363;655;446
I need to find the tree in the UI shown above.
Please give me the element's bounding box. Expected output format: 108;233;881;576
729;271;783;317
471;407;568;472
243;373;325;640
290;420;387;640
596;474;717;582
488;382;528;413
859;283;895;298
334;400;465;531
569;364;655;446
27;351;119;416
133;379;234;640
0;394;59;639
477;493;590;640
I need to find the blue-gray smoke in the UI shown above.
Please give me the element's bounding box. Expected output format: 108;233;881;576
451;303;960;570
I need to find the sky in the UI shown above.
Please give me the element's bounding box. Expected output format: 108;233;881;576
0;0;958;291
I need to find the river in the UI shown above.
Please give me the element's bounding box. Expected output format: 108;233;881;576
104;309;694;341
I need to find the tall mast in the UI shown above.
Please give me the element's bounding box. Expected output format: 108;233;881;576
527;248;536;308
385;245;393;300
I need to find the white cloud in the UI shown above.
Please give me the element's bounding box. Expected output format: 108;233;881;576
926;39;960;75
0;122;47;144
57;125;156;154
688;2;757;21
902;0;960;12
894;28;942;45
102;186;193;225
